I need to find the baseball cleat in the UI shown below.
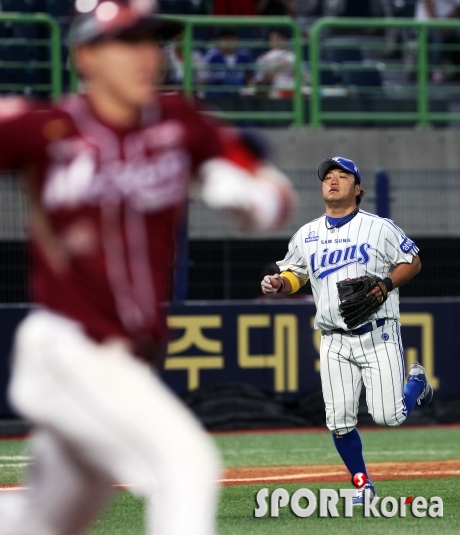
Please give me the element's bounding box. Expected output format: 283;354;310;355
407;362;433;407
352;481;376;506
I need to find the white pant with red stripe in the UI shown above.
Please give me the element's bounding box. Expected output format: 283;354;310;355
0;310;221;535
320;319;408;435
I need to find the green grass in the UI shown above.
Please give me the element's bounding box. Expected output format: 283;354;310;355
214;427;460;467
84;493;144;535
1;427;460;535
82;478;460;535
217;479;460;535
0;439;28;484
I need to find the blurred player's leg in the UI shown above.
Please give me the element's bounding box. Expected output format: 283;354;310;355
0;429;112;535
9;310;221;535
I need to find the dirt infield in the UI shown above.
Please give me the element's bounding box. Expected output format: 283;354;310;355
2;460;459;491
222;459;460;486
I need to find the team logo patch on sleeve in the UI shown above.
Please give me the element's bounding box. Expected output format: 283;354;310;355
305;231;319;243
400;237;415;253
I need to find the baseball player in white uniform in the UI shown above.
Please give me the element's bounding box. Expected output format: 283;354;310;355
261;157;433;504
0;1;294;535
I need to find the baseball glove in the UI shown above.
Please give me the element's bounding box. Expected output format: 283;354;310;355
336;275;388;330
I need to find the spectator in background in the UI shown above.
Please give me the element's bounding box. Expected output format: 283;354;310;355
255;29;308;97
416;0;460;82
204;28;253;97
213;0;258;15
257;0;297;17
163;32;206;88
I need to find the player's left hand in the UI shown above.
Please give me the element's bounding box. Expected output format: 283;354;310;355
337;275;388;330
366;285;384;302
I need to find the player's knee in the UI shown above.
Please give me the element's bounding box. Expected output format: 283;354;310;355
330;426;357;437
372;410;405;427
326;412;357;436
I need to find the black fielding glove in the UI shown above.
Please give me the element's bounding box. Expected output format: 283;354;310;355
336;275;389;330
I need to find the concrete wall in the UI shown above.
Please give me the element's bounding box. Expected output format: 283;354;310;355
189;128;460;239
264;128;460;170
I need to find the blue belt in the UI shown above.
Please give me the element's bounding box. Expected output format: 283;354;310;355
331;318;386;337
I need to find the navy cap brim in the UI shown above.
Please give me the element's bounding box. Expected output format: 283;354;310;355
317;158;361;183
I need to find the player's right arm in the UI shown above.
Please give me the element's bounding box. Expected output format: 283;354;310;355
261;230;309;295
261;270;306;295
0;98;72;274
170;95;294;232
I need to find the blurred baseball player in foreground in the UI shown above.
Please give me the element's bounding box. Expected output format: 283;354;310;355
0;1;294;534
261;157;433;505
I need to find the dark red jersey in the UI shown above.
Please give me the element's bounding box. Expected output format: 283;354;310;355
0;93;249;351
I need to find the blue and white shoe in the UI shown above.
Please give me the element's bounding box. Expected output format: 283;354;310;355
407;362;433;407
352;481;376;506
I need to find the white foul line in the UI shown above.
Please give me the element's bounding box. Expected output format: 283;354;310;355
221;471;346;484
0;456;31;461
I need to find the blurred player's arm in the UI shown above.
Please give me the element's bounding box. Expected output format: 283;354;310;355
178;97;294;231
197;129;294;231
23;171;70;275
0;98;71;274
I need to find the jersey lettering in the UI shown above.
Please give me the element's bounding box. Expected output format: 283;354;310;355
43;149;190;211
310;242;371;279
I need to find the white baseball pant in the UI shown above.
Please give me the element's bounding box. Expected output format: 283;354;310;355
320;319;408;435
0;309;221;535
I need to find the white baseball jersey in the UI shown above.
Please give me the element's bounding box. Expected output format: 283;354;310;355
277;209;419;331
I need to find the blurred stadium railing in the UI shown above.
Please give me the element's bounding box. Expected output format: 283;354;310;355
309;17;460;128
0;13;61;98
153;15;460;129
3;13;460;128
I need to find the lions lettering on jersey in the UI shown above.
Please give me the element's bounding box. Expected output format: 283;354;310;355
310;242;371;279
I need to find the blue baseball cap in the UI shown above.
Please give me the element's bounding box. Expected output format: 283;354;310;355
317;157;362;184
